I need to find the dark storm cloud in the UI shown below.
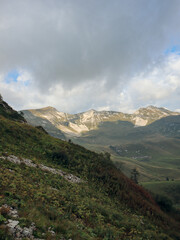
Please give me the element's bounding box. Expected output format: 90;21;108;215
0;0;180;91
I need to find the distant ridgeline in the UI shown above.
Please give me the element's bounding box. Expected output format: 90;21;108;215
21;105;180;138
0;94;179;239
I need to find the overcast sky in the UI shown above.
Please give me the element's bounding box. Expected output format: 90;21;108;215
0;0;180;113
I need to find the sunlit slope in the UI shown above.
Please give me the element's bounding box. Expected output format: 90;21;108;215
22;109;66;139
21;105;179;137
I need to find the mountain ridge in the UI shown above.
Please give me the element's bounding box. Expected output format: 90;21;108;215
21;105;179;137
0;95;26;123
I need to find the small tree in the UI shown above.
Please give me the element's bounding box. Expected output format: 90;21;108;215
130;168;139;184
155;194;172;212
104;152;111;161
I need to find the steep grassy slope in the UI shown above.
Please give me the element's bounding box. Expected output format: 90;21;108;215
0;102;180;239
0;96;25;123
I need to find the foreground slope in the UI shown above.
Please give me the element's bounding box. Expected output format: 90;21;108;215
0;99;179;239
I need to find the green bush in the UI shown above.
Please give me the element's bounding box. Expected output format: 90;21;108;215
155;194;173;212
0;214;6;223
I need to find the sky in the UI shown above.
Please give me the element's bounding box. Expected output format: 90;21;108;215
0;0;180;113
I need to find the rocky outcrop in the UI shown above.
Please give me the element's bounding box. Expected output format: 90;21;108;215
0;205;72;239
0;205;40;240
7;220;36;239
0;155;83;184
0;204;19;219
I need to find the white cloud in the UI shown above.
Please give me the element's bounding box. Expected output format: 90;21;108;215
0;1;180;112
127;54;180;110
16;70;31;84
1;53;180;113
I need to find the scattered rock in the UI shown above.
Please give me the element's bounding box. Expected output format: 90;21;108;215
0;204;19;218
22;227;33;237
6;219;19;233
7;155;21;164
23;158;37;168
48;227;55;236
0;205;38;239
64;173;82;183
9;208;19;218
1;154;83;183
7;220;36;239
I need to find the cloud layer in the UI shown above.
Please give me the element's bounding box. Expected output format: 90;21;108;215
0;0;180;113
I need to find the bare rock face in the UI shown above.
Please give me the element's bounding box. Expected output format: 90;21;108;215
132;105;179;126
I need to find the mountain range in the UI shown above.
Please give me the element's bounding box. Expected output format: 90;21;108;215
21;105;179;138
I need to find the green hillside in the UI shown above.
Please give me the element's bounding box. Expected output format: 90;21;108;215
0;95;25;123
0;99;180;239
141;180;180;210
76;116;180;145
73;118;180;182
110;139;180;181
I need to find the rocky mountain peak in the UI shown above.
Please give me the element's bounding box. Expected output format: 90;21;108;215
146;105;159;110
84;109;97;114
35;106;58;112
21;105;180;136
131;105;179;126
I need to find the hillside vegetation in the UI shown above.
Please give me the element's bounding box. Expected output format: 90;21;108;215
73;117;180;182
142;180;180;210
0;95;25;123
0;98;180;239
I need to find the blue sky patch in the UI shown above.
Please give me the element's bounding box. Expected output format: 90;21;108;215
164;45;180;55
5;70;19;84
